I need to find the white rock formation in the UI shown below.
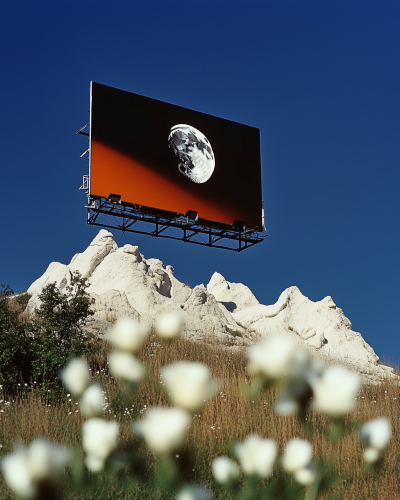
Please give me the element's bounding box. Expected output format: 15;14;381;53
26;230;246;344
208;275;394;382
25;230;395;382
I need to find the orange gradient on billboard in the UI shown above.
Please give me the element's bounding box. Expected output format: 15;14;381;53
90;140;237;223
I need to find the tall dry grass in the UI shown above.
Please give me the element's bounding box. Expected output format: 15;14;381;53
0;334;399;499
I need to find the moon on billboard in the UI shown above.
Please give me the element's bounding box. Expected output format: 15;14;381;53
168;124;215;184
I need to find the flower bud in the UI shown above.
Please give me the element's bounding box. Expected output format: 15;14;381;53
59;358;90;397
82;419;119;468
85;454;106;472
155;312;183;340
360;417;391;452
80;384;105;418
108;351;145;386
247;336;295;381
235;435;277;477
282;438;313;473
363;447;380;463
160;362;219;412
212;456;240;485
132;407;191;454
294;462;317;485
106;317;149;353
313;366;360;418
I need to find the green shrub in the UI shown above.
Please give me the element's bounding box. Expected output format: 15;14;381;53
0;284;32;387
0;273;96;399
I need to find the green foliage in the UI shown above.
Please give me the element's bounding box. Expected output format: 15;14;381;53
0;284;32;387
0;273;96;398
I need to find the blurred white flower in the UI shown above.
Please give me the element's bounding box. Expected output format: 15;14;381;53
363;447;380;463
27;439;70;481
1;452;36;499
235;435;277;477
106;317;149;353
176;485;211;500
294;462;317;485
132;407;191;454
1;440;70;499
247;336;295;381
160;362;219;412
275;396;300;416
85;454;105;473
108;351;145;386
80;384;105;418
212;456;240;485
82;419;119;472
360;417;391;452
59;358;90;397
313;366;361;418
282;438;313;473
155;312;183;340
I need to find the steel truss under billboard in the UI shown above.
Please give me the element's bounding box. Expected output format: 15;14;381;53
77;82;267;251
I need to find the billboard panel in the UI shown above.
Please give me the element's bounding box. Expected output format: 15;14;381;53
90;82;263;230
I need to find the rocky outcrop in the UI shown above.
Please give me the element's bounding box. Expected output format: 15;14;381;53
25;230;396;383
26;230;246;345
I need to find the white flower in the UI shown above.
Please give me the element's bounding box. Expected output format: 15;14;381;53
294;462;317;485
155;312;183;340
235;435;277;477
160;362;219;412
82;419;119;471
85;454;106;472
282;438;313;473
132;407;191;454
80;384;105;418
313;366;361;418
106;317;148;353
1;452;36;499
363;447;380;463
247;336;295;380
1;440;70;499
212;456;240;485
59;358;91;397
176;485;211;500
27;440;70;481
360;417;391;452
275;394;300;416
108;351;145;385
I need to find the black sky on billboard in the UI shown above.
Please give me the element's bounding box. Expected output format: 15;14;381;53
91;82;263;229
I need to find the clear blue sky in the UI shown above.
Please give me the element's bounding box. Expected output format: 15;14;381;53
1;1;399;361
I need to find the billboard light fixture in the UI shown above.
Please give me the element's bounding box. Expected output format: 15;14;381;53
232;220;246;232
185;210;198;222
108;193;121;205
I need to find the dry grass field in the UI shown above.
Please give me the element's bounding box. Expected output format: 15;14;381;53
0;334;399;499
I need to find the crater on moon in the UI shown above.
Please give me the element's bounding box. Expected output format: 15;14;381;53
168;124;215;184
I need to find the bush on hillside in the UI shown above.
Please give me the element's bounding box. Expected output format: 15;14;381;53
0;273;96;398
0;284;32;387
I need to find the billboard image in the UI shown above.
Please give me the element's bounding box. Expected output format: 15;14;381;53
89;82;263;230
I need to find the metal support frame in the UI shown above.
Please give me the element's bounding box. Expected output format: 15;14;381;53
84;196;266;252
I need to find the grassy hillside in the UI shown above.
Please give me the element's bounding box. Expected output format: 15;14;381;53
0;333;399;499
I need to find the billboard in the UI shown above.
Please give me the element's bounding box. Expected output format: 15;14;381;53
89;82;263;230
